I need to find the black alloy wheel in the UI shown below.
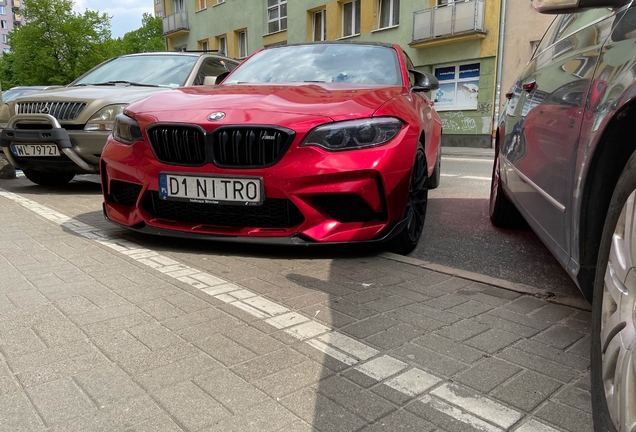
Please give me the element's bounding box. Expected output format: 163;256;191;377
386;146;428;255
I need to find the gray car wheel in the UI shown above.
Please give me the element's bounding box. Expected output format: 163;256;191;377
592;152;636;432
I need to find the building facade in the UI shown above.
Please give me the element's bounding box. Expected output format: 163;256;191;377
0;0;24;55
157;0;504;148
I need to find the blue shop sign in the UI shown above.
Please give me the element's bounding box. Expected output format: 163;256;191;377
435;66;455;81
459;63;480;79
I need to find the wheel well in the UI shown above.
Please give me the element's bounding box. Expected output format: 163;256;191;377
579;102;636;301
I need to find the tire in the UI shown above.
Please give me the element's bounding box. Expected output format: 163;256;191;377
489;149;525;229
385;146;428;255
591;151;636;432
23;168;75;186
428;149;441;190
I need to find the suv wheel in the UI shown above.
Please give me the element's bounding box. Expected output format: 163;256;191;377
23;168;75;186
592;151;636;432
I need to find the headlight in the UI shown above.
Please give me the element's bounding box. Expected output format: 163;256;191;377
301;118;403;151
84;104;127;131
112;114;142;145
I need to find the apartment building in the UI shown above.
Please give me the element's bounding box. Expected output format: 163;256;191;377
157;0;504;147
0;0;24;55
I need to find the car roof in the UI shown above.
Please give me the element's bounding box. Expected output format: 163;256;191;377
265;41;397;50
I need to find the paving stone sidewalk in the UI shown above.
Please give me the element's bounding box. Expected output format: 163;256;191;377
0;179;592;432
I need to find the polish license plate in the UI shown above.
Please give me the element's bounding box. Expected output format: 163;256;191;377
11;144;60;157
158;173;263;205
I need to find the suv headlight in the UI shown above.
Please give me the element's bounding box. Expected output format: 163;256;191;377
301;118;403;151
85;104;127;131
112;114;142;145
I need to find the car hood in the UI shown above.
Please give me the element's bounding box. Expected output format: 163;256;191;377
7;85;172;124
129;84;406;123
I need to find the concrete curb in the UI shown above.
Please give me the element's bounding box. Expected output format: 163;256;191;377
378;252;592;312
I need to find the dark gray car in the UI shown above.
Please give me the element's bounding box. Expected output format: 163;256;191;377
491;1;636;430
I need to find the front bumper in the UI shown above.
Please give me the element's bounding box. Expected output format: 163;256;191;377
0;114;108;173
101;129;416;244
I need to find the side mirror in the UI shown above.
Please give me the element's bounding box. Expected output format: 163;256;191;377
531;0;624;14
410;70;439;93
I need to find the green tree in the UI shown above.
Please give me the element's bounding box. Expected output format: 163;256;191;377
118;13;165;55
0;53;18;90
8;0;115;86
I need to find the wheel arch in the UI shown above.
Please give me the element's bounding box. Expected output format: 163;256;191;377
579;102;636;302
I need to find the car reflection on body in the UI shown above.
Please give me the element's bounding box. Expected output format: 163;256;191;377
100;42;442;254
491;2;636;431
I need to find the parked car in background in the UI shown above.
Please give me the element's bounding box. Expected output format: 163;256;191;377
0;52;239;186
491;1;636;430
100;42;442;254
1;86;64;104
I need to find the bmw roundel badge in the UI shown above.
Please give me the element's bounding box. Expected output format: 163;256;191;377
207;112;226;121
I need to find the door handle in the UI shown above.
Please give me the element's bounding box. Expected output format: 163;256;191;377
522;80;537;92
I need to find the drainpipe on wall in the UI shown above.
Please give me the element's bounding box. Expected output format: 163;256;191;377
492;0;507;149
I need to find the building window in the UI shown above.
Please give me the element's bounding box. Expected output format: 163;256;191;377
433;62;480;111
196;0;206;11
0;21;6;29
437;0;454;4
155;10;163;17
378;0;399;29
217;0;225;4
200;40;209;51
3;48;9;53
238;30;248;58
267;0;287;34
313;9;326;41
342;1;360;37
156;0;161;4
0;7;5;15
218;35;227;56
1;34;6;43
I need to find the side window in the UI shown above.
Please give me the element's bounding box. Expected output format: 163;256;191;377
403;51;416;86
534;9;614;57
194;59;233;85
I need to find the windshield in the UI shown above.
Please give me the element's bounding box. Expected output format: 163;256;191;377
73;55;200;88
225;44;402;86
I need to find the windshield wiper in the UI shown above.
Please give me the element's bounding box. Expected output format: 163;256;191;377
83;81;160;87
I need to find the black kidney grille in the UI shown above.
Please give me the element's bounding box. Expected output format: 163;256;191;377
212;128;291;167
109;180;143;207
147;126;206;166
142;191;304;228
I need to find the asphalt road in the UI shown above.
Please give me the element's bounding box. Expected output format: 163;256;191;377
412;156;582;298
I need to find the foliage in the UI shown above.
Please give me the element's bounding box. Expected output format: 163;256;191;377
0;2;165;90
6;0;114;86
117;14;165;55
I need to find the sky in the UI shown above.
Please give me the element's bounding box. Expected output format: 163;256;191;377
72;0;154;39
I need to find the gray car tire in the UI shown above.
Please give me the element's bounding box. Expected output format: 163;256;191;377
591;150;636;432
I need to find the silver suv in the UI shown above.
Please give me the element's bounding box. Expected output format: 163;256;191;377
0;52;239;185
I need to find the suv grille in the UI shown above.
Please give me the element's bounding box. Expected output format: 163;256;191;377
146;125;294;168
147;125;207;166
142;191;304;228
15;102;86;121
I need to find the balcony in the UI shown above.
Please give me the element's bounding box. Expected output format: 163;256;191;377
12;0;19;9
13;12;21;23
162;11;189;37
410;0;486;48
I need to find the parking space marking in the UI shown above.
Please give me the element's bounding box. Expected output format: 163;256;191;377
431;383;523;429
0;188;565;432
440;173;490;181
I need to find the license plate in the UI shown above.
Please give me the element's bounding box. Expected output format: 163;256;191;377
11;144;60;157
158;173;263;205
